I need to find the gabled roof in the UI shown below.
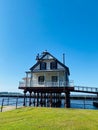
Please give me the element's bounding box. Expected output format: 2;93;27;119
30;51;70;75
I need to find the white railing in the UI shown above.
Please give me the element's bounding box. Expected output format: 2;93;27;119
74;86;98;92
19;80;74;87
19;82;26;87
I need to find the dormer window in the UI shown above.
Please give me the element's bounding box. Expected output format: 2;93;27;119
50;61;57;69
40;62;46;70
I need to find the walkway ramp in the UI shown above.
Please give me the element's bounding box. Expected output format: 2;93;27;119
74;86;98;94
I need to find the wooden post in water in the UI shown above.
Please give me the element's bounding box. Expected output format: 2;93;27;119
47;93;49;107
44;93;46;107
40;92;42;107
29;91;32;106
23;90;27;106
1;98;4;112
7;96;9;106
37;92;39;107
65;91;70;108
16;97;18;109
50;92;52;107
33;92;36;107
83;96;86;109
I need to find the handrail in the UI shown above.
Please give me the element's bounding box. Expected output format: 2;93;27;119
74;86;98;92
19;80;74;87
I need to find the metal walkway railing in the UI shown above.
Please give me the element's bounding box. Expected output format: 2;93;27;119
74;86;98;93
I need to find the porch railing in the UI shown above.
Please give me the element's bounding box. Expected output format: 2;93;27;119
19;80;74;87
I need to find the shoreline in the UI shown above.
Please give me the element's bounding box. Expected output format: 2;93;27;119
0;94;98;100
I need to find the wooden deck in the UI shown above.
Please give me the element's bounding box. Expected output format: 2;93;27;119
19;86;98;94
18;86;98;108
19;86;74;93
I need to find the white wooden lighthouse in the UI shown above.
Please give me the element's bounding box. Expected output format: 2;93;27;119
19;51;70;88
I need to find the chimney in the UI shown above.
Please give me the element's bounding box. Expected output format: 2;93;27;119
63;53;65;65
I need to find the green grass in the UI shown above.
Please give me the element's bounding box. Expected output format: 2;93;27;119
0;107;98;130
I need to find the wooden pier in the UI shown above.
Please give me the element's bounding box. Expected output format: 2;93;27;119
19;86;74;108
19;85;98;108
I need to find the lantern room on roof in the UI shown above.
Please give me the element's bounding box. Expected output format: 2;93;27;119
19;51;70;87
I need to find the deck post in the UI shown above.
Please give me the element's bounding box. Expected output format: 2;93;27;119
26;72;28;87
40;92;42;106
47;93;49;107
65;91;70;108
23;90;27;106
50;92;52;107
44;93;46;107
33;92;36;107
29;91;32;106
37;92;39;107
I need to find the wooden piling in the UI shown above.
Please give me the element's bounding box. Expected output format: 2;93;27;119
29;91;32;106
23;91;27;106
19;87;74;108
65;91;70;108
33;92;36;107
37;92;39;107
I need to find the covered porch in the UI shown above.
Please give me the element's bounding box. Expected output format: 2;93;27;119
19;70;73;88
19;81;73;87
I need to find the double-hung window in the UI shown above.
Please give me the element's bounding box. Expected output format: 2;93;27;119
52;76;58;82
38;76;44;84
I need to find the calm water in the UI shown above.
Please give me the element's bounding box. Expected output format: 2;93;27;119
0;97;98;110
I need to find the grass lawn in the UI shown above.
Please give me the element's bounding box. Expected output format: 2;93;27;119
0;107;98;130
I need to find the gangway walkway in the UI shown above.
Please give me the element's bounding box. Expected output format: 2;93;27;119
73;86;98;94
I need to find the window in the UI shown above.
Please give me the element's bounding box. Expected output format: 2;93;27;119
40;62;46;70
50;61;57;69
52;76;58;82
38;76;44;84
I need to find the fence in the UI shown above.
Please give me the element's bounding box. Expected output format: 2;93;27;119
0;95;98;111
0;97;24;112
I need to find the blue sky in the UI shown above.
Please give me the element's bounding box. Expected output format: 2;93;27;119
0;0;98;92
